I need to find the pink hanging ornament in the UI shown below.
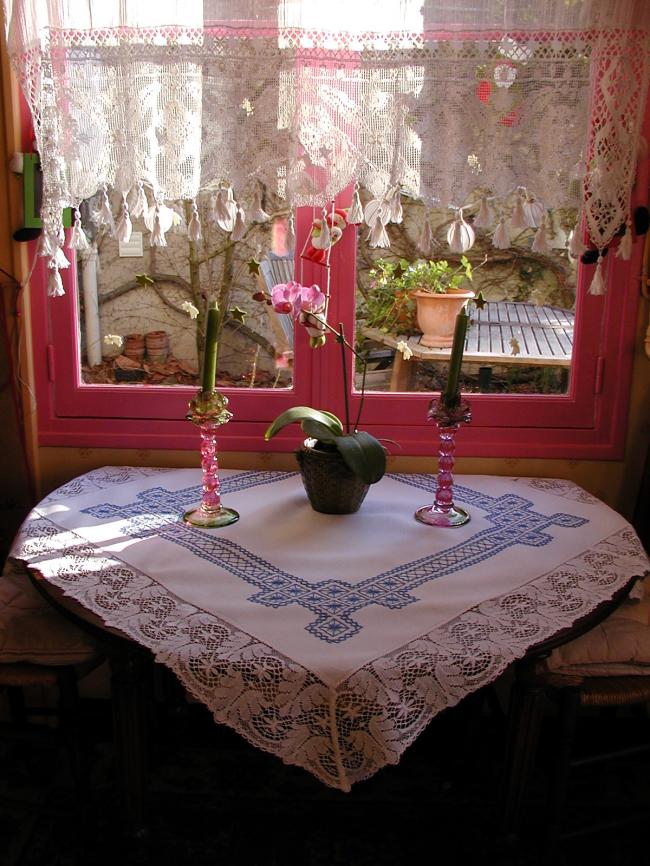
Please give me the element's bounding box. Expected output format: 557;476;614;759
510;194;528;231
129;182;148;218
473;196;493;229
492;217;511;249
47;264;65;297
368;214;390;249
347;183;364;225
447;210;475;253
615;221;633;260
231;207;247;242
188;201;202;242
250;185;270;222
70;209;89;251
588;255;607;295
417;218;435;256
531;222;551;254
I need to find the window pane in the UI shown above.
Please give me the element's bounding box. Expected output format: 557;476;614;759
78;192;294;389
355;194;576;396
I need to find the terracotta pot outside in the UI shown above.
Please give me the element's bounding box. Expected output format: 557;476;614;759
145;330;170;363
296;442;369;514
123;333;145;362
412;290;474;348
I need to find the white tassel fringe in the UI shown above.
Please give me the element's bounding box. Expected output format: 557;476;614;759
473;196;493;229
368;215;390;249
492;218;511;249
347;184;364;225
589;256;607;295
615;222;633;260
447;210;475;253
231;207;247;242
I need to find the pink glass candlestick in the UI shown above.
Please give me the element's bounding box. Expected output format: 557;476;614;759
415;397;472;527
184;390;239;528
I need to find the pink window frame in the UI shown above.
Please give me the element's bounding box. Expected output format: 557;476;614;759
27;65;649;460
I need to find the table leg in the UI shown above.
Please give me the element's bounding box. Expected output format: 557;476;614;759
498;678;546;852
389;351;415;391
110;648;150;835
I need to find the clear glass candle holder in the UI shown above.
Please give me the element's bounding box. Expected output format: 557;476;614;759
183;389;239;528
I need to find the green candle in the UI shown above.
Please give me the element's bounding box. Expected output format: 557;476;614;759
201;301;220;393
442;305;469;407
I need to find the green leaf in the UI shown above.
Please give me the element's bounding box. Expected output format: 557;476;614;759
302;419;339;442
264;407;344;441
334;431;386;484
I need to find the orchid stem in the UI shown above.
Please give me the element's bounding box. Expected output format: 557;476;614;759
338;321;351;433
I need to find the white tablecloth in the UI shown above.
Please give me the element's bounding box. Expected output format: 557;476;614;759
11;467;649;790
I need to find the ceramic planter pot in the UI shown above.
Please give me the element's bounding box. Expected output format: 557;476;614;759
296;441;369;514
412;290;474;348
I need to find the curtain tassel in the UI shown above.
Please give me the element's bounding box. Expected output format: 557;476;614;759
523;196;544;229
47;263;65;297
531;221;550;254
347;183;364;225
568;226;587;258
250;185;270;223
388;187;403;224
70;208;90;251
473;196;493;229
588;254;607;295
231;206;247;242
100;186;116;235
130;182;148;218
150;205;167;247
285;215;296;251
214;186;236;231
368;214;390;249
188;201;202;242
510;193;528;231
417;218;435;256
115;195;133;244
492;217;511;249
615;220;633;260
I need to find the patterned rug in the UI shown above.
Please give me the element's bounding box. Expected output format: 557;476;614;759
1;694;648;866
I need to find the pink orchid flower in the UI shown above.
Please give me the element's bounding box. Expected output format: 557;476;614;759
271;281;302;315
299;283;326;313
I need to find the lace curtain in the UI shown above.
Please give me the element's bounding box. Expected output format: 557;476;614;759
3;0;650;294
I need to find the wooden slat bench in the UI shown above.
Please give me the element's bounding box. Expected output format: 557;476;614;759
362;301;574;391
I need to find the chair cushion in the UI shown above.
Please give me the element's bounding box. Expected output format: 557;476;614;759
0;559;99;665
547;577;650;676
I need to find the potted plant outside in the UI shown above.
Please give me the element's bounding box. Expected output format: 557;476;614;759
368;257;474;348
260;279;387;514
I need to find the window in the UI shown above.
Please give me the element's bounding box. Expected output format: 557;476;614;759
31;185;643;458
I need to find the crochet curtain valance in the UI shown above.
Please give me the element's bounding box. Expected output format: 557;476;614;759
4;0;650;294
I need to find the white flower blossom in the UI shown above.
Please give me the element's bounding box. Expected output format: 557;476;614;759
181;301;199;319
396;339;413;360
103;334;123;347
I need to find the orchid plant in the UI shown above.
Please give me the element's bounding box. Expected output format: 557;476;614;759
257;279;386;486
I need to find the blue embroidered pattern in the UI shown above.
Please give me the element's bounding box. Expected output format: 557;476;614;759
82;472;587;644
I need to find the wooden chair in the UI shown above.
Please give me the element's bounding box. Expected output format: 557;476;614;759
0;559;103;822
